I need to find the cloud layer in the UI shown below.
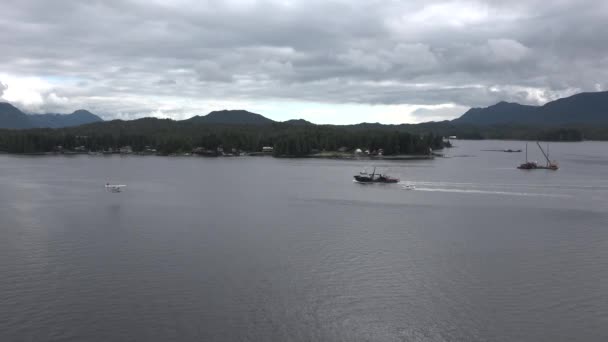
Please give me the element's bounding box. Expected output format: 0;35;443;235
1;0;607;123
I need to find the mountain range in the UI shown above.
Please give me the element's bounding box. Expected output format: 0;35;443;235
0;103;103;129
1;90;608;129
453;91;608;125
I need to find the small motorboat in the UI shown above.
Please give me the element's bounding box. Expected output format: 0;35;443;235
105;183;127;193
353;167;399;183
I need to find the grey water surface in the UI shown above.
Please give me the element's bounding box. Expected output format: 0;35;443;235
1;140;607;341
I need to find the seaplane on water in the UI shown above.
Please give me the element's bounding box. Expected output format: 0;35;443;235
105;183;127;193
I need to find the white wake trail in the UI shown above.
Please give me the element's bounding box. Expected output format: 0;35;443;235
411;187;569;198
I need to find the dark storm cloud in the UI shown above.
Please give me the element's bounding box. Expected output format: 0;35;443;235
1;0;607;119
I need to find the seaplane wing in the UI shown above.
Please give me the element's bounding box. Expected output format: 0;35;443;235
105;184;127;192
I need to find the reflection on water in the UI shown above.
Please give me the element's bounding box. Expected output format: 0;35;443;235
1;140;607;342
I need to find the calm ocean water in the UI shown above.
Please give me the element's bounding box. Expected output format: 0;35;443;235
1;140;607;341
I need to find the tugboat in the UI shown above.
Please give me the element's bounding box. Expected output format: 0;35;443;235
517;142;559;170
354;167;400;183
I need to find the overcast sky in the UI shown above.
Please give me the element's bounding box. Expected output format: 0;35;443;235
1;0;607;124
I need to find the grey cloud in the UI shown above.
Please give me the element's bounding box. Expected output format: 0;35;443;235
195;60;233;82
1;0;607;118
412;105;470;121
155;79;177;85
0;81;7;97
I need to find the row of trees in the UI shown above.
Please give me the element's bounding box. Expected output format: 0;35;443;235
0;120;446;155
272;131;443;156
2;117;594;155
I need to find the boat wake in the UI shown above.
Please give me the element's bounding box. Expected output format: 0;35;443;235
410;187;569;198
409;180;608;191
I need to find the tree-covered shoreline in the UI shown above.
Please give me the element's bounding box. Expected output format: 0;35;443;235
0;119;446;156
0;117;603;156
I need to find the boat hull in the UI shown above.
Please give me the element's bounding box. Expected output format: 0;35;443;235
353;175;399;183
517;162;558;170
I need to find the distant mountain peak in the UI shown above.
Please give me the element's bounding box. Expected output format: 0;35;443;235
72;109;95;115
0;102;103;129
210;109;250;114
283;118;313;125
494;100;517;106
453;91;608;125
186;109;275;125
0;102;32;129
0;102;21;110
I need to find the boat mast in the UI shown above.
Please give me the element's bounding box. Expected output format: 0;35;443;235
536;141;551;166
371;167;376;179
525;143;528;162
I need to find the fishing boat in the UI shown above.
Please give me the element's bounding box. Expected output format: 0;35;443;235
353;167;400;183
517;142;559;170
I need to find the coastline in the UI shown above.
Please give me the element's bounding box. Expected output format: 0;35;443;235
0;150;439;160
277;153;436;160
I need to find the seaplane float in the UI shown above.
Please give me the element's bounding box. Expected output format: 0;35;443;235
105;183;127;193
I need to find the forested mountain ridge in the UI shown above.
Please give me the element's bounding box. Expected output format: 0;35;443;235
453;91;608;125
0;103;102;129
0;103;31;129
0;117;446;155
185;110;274;125
3;90;608;155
